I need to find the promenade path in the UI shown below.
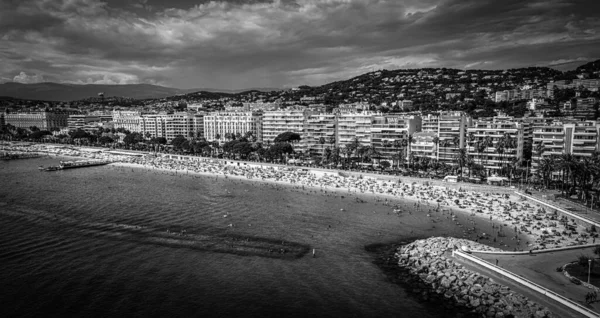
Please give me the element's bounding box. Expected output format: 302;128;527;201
465;247;600;317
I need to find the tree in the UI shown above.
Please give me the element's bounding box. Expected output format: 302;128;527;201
99;136;114;145
319;136;327;160
123;132;143;145
393;139;403;169
181;140;191;152
69;129;90;140
407;134;414;169
380;160;391;170
171;135;187;149
151;137;168;145
274;131;301;143
30;130;51;139
267;142;294;161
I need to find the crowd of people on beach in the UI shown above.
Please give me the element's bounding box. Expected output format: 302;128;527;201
4;142;598;251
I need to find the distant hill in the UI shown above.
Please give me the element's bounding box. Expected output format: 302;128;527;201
0;82;281;102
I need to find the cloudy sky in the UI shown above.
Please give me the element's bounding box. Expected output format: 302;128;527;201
1;0;599;89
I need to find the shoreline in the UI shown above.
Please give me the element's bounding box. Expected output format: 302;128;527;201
3;141;595;251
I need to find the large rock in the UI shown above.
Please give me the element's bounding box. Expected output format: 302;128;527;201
395;237;554;318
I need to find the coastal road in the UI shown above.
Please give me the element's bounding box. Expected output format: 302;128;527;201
459;248;600;318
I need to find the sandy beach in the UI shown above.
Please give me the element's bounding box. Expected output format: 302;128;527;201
3;142;596;251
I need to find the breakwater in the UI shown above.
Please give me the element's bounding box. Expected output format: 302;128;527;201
394;237;553;317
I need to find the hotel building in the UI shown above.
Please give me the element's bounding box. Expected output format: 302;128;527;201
112;111;142;132
203;111;262;143
4;111;69;130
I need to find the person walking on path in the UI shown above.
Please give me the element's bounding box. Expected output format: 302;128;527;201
496;259;499;266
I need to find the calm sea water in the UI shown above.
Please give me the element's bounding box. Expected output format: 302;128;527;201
0;157;505;318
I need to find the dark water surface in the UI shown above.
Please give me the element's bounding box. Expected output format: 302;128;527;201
0;158;504;317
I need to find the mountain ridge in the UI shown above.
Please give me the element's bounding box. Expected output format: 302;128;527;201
0;59;597;102
0;82;281;102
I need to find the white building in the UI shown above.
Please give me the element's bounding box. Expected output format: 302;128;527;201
112;111;142;132
467;121;524;173
139;112;197;142
261;110;315;144
336;112;377;148
203;111;263;142
303;114;337;158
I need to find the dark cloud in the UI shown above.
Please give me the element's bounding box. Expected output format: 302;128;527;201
0;0;599;89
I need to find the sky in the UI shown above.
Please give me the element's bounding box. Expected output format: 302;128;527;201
0;0;599;90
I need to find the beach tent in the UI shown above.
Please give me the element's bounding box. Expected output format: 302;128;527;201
487;176;509;185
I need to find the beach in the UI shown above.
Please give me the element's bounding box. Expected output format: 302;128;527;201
3;141;595;251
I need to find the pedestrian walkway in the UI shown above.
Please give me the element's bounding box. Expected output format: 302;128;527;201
457;247;600;317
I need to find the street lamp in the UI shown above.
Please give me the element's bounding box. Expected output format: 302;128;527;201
589;259;592;284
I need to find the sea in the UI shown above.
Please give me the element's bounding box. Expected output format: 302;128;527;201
0;157;518;318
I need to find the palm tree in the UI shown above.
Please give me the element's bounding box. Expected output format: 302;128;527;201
349;137;361;167
494;139;505;176
432;135;440;162
324;147;332;164
539;156;556;189
483;135;492;173
407;134;415;170
393;139;403;170
401;138;410;170
559;153;576;196
319;136;327;161
457;148;467;178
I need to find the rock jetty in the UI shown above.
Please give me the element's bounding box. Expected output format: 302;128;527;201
395;237;553;318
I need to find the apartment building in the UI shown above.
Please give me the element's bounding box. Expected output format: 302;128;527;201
532;120;600;174
536;120;600;158
548;79;600;92
67;114;100;130
140;114;166;140
112;111;142;132
203;111;262;143
421;114;439;133
192;113;204;139
4;111;69;130
370;115;421;164
467;121;524;173
138;112;198;142
495;89;548;102
303;113;337;158
336;112;377;148
262;110;315;145
437;111;472;165
411;132;438;160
